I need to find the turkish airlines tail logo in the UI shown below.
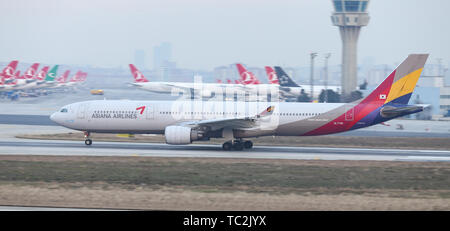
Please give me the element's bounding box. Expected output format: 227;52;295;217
24;63;40;79
236;63;259;85
265;66;279;84
36;66;49;80
129;64;149;83
2;60;18;78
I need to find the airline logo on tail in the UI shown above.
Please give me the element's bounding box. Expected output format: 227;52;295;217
45;65;59;81
24;63;40;79
36;66;50;81
129;64;149;83
236;63;260;85
274;66;300;87
57;70;70;83
1;60;18;78
305;54;429;136
265;66;279;84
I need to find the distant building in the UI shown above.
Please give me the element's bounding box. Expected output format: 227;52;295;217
153;42;173;81
134;49;146;69
153;42;172;70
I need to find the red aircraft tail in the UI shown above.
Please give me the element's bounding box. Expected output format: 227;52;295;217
265;66;279;84
1;60;19;79
236;63;260;85
129;64;149;83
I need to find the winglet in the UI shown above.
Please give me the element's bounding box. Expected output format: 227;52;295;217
258;106;275;118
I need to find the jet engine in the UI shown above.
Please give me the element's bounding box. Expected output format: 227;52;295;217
201;90;213;98
164;125;202;144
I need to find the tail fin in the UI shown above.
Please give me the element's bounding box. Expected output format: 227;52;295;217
304;54;429;136
362;54;429;106
79;72;87;81
69;71;81;82
265;66;279;84
45;65;59;81
236;63;259;85
36;66;49;81
57;70;70;83
1;60;19;78
274;66;300;87
23;63;40;79
129;64;149;83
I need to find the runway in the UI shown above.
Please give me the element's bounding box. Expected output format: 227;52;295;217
0;138;449;162
1;113;449;137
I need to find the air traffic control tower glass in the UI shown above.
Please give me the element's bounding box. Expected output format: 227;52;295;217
333;0;369;13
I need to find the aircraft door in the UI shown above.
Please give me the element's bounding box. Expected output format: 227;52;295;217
77;103;88;119
145;104;155;120
345;106;354;121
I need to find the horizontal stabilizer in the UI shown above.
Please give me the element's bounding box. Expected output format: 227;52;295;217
380;105;423;118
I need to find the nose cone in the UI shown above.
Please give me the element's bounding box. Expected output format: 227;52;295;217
50;112;59;124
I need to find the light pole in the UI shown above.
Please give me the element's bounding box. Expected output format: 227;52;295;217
310;52;318;100
324;53;331;103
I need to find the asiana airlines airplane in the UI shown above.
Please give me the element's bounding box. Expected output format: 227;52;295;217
50;54;428;151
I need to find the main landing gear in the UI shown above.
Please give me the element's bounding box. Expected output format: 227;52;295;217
222;139;253;151
84;131;92;145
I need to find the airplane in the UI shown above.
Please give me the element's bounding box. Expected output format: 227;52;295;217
128;64;250;98
237;63;308;101
235;63;281;98
48;70;71;88
30;65;59;89
17;63;39;84
10;63;41;90
274;66;340;99
64;71;85;87
236;63;261;85
50;54;428;150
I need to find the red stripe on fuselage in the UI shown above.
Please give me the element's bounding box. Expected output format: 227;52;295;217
304;70;396;136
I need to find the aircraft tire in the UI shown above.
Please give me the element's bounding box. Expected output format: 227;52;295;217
243;140;253;149
85;139;92;145
222;142;232;151
232;141;244;151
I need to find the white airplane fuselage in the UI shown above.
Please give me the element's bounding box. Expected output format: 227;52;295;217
50;100;343;138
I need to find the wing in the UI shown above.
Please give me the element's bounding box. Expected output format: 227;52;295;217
179;106;275;131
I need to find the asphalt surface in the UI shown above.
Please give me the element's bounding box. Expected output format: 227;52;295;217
0;139;449;162
1;113;449;137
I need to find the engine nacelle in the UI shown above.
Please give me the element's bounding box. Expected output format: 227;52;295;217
164;126;202;145
201;90;213;98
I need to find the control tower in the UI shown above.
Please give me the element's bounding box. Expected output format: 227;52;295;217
331;0;370;99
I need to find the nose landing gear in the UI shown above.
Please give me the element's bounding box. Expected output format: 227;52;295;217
222;140;253;151
84;131;92;145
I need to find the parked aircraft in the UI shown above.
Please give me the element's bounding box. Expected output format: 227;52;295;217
128;64;250;98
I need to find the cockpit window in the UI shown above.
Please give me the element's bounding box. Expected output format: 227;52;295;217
60;108;68;113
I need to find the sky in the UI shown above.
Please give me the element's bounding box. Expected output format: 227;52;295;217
0;0;449;70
